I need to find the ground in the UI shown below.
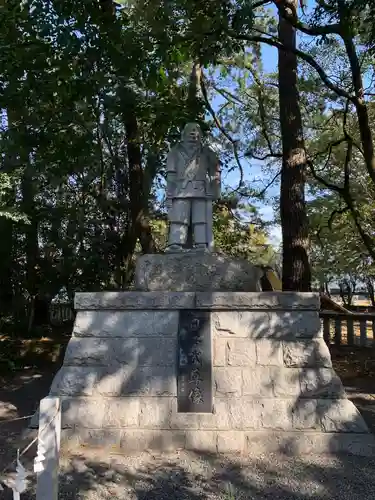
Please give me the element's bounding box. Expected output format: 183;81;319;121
0;345;374;499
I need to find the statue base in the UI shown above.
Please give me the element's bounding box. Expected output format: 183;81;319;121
134;252;263;292
30;291;375;457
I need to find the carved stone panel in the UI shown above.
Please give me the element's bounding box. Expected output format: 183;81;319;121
177;310;212;413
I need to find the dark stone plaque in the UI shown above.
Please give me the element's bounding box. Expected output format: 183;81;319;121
177;310;212;413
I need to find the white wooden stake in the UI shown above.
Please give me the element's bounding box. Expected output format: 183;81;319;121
12;452;27;500
35;397;61;500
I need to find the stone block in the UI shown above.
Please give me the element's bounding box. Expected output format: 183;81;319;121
197;292;319;310
50;367;97;396
75;291;195;310
292;399;322;430
148;430;186;451
227;398;261;429
120;430;154;451
245;430;332;455
170;412;200;430
138;338;177;366
214;368;242;396
62;429;121;450
332;433;375;456
185;431;217;452
172;400;230;430
63;337;139;366
63;338;108;366
320;399;369;433
73;310;178;337
300;368;345;399
135;253;262;292
171;400;231;431
95;366;176;397
198;399;231;430
213;339;226;366
102;398;140;428
259;399;293;430
139;398;173;428
273;368;301;397
217;431;245;453
245;430;286;454
94;366;133;396
212;311;321;339
255;339;283;366
242;367;276;397
61;398;105;428
120;430;185;451
270;311;322;339
212;311;268;338
244;431;375;456
226;339;256;366
283;339;332;368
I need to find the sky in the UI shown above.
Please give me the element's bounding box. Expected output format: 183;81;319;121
212;42;281;246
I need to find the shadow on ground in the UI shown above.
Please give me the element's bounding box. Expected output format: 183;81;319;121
0;304;375;498
2;449;375;499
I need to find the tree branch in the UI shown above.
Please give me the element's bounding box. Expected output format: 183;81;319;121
258;169;282;197
307;159;344;194
272;0;341;37
226;31;354;102
308;156;375;260
201;70;244;188
327;206;349;230
249;152;283;161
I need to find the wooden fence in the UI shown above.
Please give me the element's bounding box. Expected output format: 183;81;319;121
320;311;375;347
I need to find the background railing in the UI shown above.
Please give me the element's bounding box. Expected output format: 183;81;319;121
320;311;375;347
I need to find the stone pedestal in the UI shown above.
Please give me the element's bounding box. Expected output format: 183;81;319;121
40;289;375;456
134;253;263;291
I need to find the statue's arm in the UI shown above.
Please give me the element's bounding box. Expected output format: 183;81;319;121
166;150;177;201
208;150;221;200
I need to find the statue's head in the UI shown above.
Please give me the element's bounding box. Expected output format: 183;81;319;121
181;122;202;144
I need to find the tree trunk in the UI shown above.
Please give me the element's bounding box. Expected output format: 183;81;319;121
365;278;375;307
119;95;156;286
337;0;375;185
21;165;40;330
278;0;311;291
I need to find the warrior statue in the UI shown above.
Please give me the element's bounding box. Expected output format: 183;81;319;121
166;123;220;252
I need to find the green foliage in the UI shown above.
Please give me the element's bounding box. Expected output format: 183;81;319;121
213;202;276;266
0;0;278;334
4;0;375;332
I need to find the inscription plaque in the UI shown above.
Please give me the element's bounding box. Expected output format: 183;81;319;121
177;310;212;413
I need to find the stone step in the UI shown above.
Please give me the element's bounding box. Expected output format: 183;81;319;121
57;396;367;433
60;428;375;457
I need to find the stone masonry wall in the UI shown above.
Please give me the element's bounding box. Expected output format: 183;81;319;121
47;292;375;456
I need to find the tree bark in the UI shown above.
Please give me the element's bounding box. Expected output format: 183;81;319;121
278;0;311;291
119;95;156;286
337;0;375;186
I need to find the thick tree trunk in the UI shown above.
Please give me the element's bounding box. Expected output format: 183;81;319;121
120;97;156;286
278;0;311;291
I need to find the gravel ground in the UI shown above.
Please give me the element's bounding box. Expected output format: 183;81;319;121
57;450;375;500
1;363;375;500
2;449;375;500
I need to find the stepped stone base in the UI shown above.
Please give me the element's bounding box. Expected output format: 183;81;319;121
38;290;375;456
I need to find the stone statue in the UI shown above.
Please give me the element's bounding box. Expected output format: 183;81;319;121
166;123;220;252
